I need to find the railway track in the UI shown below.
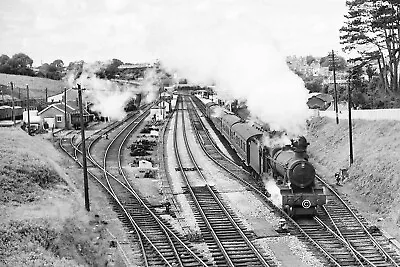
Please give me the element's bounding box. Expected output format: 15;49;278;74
175;95;275;267
190;95;400;266
308;178;400;266
59;105;211;267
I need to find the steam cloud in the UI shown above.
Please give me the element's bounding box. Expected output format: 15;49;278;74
140;0;310;136
264;178;282;207
65;62;159;120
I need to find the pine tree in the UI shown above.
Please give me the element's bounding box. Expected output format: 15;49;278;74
340;0;400;93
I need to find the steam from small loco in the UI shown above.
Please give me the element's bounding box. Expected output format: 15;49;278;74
65;62;160;120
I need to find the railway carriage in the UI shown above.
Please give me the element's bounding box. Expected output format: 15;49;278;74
221;114;241;141
230;123;264;175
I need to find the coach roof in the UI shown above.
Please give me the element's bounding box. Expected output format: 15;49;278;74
221;113;241;128
231;122;263;142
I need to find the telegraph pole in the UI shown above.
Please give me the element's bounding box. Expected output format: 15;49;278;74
348;75;354;165
77;84;90;211
331;50;339;124
64;87;68;129
26;84;31;135
45;88;48;103
11;82;15;126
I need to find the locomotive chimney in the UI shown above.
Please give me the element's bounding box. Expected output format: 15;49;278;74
291;136;309;160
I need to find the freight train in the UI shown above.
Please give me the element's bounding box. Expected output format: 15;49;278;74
197;97;326;217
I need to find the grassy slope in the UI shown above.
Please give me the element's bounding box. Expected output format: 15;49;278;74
0;127;108;266
307;117;400;239
0;73;67;99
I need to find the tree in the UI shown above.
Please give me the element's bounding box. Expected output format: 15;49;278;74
365;64;377;82
38;63;50;77
340;0;400;93
0;54;9;65
3;53;34;76
38;62;62;80
66;60;85;79
0;54;11;74
306;55;316;65
345;66;369;108
10;53;33;69
304;76;324;93
51;59;64;69
104;58;123;79
320;55;347;71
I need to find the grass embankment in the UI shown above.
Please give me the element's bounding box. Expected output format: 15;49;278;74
0;73;67;99
0;127;108;266
307;117;400;240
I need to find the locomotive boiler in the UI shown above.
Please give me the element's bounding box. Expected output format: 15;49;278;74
268;138;326;217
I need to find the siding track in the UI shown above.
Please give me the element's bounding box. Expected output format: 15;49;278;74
175;95;275;267
59;105;211;267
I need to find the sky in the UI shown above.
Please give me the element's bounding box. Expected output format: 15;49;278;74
0;0;348;66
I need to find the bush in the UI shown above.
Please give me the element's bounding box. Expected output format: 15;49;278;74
0;218;108;266
0;154;66;203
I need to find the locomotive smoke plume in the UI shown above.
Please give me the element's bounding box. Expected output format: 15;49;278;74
264;178;282;207
65;62;159;120
140;0;310;137
210;105;226;118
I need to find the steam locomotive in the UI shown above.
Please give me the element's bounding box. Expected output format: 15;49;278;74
197;97;326;217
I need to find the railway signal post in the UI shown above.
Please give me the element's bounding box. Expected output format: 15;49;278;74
76;84;90;211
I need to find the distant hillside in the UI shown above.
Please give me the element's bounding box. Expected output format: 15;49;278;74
307;117;400;241
0;73;67;99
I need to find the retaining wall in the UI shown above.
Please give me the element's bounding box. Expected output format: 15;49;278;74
312;109;400;121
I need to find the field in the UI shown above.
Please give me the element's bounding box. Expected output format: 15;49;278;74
307;117;400;241
0;73;68;99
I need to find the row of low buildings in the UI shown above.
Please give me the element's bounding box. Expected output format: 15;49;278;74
0;88;91;129
29;89;174;130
